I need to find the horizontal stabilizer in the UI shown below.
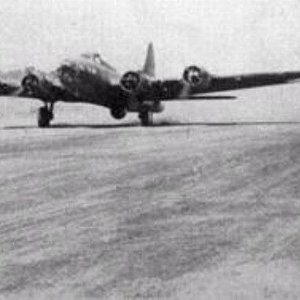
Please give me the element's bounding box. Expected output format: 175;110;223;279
178;95;237;101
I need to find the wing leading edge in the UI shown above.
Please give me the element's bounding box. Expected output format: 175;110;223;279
157;71;300;101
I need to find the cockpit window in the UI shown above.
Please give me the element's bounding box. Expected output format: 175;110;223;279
93;54;102;65
80;52;116;71
81;53;101;64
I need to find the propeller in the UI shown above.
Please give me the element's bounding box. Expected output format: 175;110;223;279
180;65;212;98
120;71;141;92
183;66;204;86
179;81;192;99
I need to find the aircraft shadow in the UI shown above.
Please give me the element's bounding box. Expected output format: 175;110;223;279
152;121;300;127
3;123;140;130
3;120;300;130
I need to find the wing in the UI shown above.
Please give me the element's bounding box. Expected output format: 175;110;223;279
154;70;300;101
0;79;22;96
0;69;79;102
204;72;300;93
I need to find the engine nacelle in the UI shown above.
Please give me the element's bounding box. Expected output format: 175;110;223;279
21;72;40;94
183;65;211;88
120;71;153;94
120;71;141;92
21;69;60;100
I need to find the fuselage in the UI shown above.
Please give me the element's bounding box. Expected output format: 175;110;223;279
57;53;120;107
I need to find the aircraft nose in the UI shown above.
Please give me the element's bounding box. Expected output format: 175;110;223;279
57;62;77;83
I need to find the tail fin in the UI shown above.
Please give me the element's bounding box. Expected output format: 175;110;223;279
142;42;155;77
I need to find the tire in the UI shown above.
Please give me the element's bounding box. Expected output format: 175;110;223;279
110;107;126;120
38;107;51;128
139;111;153;126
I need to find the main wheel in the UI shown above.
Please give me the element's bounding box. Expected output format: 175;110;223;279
139;110;153;126
38;107;51;128
110;106;126;120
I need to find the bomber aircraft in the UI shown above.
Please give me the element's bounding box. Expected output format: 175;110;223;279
0;43;300;127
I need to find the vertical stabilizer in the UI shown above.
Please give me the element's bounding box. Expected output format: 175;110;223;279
142;42;155;77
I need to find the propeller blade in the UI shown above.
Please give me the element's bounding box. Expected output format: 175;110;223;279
179;82;191;99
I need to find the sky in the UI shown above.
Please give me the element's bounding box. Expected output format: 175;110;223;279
0;0;300;77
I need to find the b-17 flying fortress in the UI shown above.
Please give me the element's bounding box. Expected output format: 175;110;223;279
1;43;300;127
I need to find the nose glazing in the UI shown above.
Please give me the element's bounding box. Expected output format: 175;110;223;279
57;62;78;84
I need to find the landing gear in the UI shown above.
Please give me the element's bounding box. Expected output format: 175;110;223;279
110;106;126;120
139;109;153;126
38;103;54;128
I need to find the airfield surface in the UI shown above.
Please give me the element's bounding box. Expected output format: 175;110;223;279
1;85;300;299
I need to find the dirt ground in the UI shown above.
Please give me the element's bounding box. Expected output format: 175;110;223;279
1;87;300;299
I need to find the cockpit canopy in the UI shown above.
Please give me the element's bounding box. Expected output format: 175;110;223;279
81;53;102;64
80;52;116;72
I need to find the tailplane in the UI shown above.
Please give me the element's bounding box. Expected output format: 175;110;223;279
142;42;155;77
